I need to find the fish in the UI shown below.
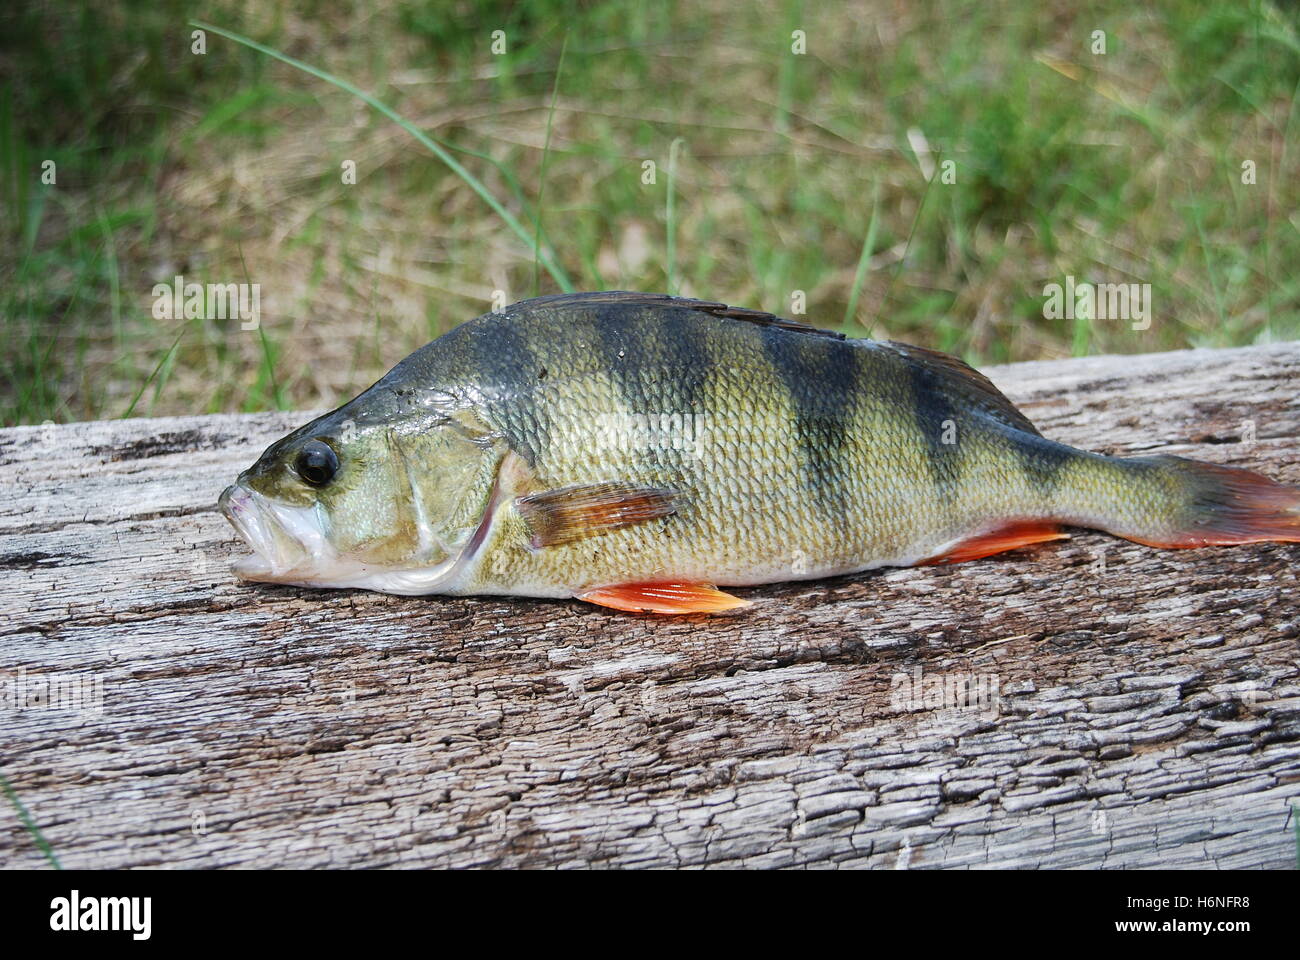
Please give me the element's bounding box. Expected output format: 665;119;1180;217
218;291;1300;614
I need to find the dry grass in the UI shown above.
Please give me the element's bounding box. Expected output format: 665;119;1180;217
3;0;1298;424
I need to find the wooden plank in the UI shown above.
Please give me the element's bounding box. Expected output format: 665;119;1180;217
1;342;1298;869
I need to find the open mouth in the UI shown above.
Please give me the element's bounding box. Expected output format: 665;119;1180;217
218;484;326;581
217;482;464;593
216;449;518;594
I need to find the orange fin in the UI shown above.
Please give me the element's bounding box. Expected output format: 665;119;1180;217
577;581;750;615
1118;458;1300;548
920;521;1068;565
516;482;678;548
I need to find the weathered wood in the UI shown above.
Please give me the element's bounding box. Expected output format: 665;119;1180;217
2;342;1298;869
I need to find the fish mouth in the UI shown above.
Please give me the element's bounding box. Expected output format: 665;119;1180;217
216;476;501;595
218;444;523;595
218;483;329;582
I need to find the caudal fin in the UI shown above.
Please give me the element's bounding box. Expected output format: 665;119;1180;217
1093;455;1300;549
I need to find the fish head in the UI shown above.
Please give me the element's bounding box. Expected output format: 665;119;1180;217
219;391;505;593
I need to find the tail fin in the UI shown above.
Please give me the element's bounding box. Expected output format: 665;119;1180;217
1085;455;1300;549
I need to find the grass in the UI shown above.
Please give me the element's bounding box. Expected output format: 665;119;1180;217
1;771;61;868
191;18;574;292
1;0;1298;427
531;32;568;298
844;180;881;333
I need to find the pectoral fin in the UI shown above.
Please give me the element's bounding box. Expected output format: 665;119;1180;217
516;482;679;548
577;581;750;614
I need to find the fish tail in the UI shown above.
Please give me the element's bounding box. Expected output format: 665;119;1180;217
1058;453;1300;549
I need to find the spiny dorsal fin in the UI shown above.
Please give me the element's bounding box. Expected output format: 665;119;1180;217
685;298;846;339
510;291;845;340
881;341;1043;437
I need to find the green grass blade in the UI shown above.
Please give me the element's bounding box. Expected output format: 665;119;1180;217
775;0;804;134
191;19;574;294
844;180;881;332
121;326;184;418
95;210;123;382
0;771;61;868
1191;205;1227;336
879;151;942;338
666;137;686;295
532;34;568;298
237;242;285;410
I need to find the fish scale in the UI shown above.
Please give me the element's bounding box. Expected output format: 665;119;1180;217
459;309;1048;592
220;291;1300;613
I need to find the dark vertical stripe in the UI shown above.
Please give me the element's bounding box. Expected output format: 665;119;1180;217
464;313;549;465
590;304;715;510
1013;432;1075;498
594;302;713;415
759;326;861;514
904;357;962;491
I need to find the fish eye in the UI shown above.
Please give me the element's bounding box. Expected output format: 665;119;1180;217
294;440;339;487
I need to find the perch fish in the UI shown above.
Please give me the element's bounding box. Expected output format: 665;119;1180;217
219;292;1300;613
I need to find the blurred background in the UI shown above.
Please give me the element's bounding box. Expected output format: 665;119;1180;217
2;0;1297;427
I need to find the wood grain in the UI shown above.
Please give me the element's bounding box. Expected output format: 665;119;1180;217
2;342;1298;868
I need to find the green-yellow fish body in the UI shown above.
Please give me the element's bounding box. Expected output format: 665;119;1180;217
220;292;1300;613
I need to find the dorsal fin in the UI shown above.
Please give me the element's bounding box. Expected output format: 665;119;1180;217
880;341;1042;436
685;298;846;339
508;291;845;340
